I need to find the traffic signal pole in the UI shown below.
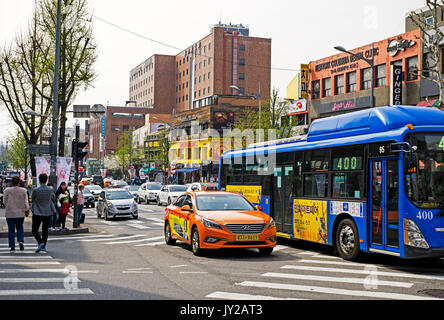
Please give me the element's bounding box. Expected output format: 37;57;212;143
73;124;80;228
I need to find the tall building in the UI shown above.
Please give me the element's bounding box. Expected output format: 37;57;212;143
174;23;271;112
129;54;176;112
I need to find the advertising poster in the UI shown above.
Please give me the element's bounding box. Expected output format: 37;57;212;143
57;157;72;189
226;185;262;204
35;156;51;187
293;199;328;244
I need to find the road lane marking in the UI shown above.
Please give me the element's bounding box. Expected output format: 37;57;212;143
0;255;54;259
134;241;165;247
79;235;144;242
281;265;444;280
104;236;164;245
206;291;302;300
0;261;61;265
0;278;79;283
236;281;441;300
262;272;413;288
47;235;116;241
169;264;188;268
127;224;151;230
0;288;94;296
179;271;208;274
145;218;164;222
0;269;99;273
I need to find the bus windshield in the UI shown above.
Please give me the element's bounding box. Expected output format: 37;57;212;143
405;133;444;209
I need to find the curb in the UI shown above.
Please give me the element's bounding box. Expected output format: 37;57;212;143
0;227;90;239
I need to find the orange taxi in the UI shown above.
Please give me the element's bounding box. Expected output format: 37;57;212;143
164;191;276;256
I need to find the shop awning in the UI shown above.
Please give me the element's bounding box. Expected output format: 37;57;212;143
175;168;199;173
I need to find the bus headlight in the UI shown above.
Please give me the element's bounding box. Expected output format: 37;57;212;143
404;219;429;249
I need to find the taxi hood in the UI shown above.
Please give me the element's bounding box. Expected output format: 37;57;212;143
199;210;269;224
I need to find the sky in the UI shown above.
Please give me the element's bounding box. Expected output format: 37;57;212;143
0;0;426;142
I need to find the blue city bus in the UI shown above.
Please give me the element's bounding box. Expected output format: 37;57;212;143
219;106;444;260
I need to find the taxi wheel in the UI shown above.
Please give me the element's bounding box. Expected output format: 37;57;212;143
164;222;176;245
258;247;273;255
191;227;203;256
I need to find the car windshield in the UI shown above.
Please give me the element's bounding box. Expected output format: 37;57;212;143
169;186;187;192
147;184;161;190
82;189;92;195
106;191;133;200
87;185;101;190
128;186;139;191
196;194;255;211
405;133;444;208
113;181;127;186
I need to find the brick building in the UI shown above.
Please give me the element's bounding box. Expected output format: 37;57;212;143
307;29;422;122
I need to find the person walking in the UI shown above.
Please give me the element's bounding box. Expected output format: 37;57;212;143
77;184;85;226
56;182;70;231
47;183;59;231
3;176;29;252
31;173;56;253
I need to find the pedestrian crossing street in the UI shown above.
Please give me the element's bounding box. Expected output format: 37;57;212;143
0;247;94;297
206;250;444;300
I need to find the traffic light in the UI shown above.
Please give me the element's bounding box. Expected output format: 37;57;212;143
72;140;88;161
76;141;88;161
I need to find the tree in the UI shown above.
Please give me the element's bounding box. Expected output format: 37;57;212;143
232;89;297;147
36;0;98;156
7;129;29;171
0;4;53;176
407;0;444;108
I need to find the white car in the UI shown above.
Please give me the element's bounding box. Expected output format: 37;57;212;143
124;185;140;200
85;184;103;200
157;185;187;206
137;182;162;204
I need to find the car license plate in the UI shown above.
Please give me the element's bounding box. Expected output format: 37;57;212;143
235;234;259;241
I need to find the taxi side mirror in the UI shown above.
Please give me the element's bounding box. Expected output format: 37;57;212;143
256;205;263;211
181;205;192;212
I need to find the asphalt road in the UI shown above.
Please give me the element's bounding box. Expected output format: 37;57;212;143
0;201;444;301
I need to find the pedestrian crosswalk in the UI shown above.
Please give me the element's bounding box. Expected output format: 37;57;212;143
42;233;167;247
205;250;444;300
0;247;94;297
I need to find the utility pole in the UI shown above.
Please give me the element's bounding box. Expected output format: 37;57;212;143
72;125;79;228
50;0;61;186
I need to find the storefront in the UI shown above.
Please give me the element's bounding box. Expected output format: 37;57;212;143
308;29;422;122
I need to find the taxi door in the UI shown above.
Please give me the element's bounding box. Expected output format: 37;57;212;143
168;194;193;243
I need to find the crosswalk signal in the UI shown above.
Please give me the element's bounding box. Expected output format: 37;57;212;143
76;141;88;161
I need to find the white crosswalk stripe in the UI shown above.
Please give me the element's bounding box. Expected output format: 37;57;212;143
206;250;444;300
0;247;95;297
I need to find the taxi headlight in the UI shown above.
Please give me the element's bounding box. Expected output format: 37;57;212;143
268;217;276;229
201;217;222;230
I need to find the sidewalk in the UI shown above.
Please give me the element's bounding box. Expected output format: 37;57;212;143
0;208;90;238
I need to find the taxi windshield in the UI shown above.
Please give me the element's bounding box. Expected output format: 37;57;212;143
405;133;444;208
196;194;255;211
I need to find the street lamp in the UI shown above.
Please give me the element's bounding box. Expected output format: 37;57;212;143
23;110;49;118
334;43;375;108
230;84;262;129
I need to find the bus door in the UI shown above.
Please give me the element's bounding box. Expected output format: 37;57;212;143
369;158;400;255
273;165;294;234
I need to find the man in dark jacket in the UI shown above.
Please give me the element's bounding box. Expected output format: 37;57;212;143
31;174;56;253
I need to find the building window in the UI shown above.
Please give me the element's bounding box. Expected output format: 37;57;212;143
375;64;386;87
239;44;245;51
335;74;344;95
422;52;435;78
426;16;434;26
361;67;372;90
406;56;418;81
322;78;331;97
239;73;245;80
312;80;320;99
239;58;245;66
346;71;357;93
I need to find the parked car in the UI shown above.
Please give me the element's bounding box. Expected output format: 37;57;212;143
186;183;219;192
96;189;138;220
85;184;103;200
164;191;276;256
124;185;140;199
109;180;128;189
137;182;162;204
157;185;187;206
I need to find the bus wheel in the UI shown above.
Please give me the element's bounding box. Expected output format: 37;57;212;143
336;219;360;261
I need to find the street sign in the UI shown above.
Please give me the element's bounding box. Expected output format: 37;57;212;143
73;105;90;118
91;104;106;119
26;144;51;155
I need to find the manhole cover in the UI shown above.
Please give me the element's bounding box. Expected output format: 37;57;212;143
418;289;444;298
